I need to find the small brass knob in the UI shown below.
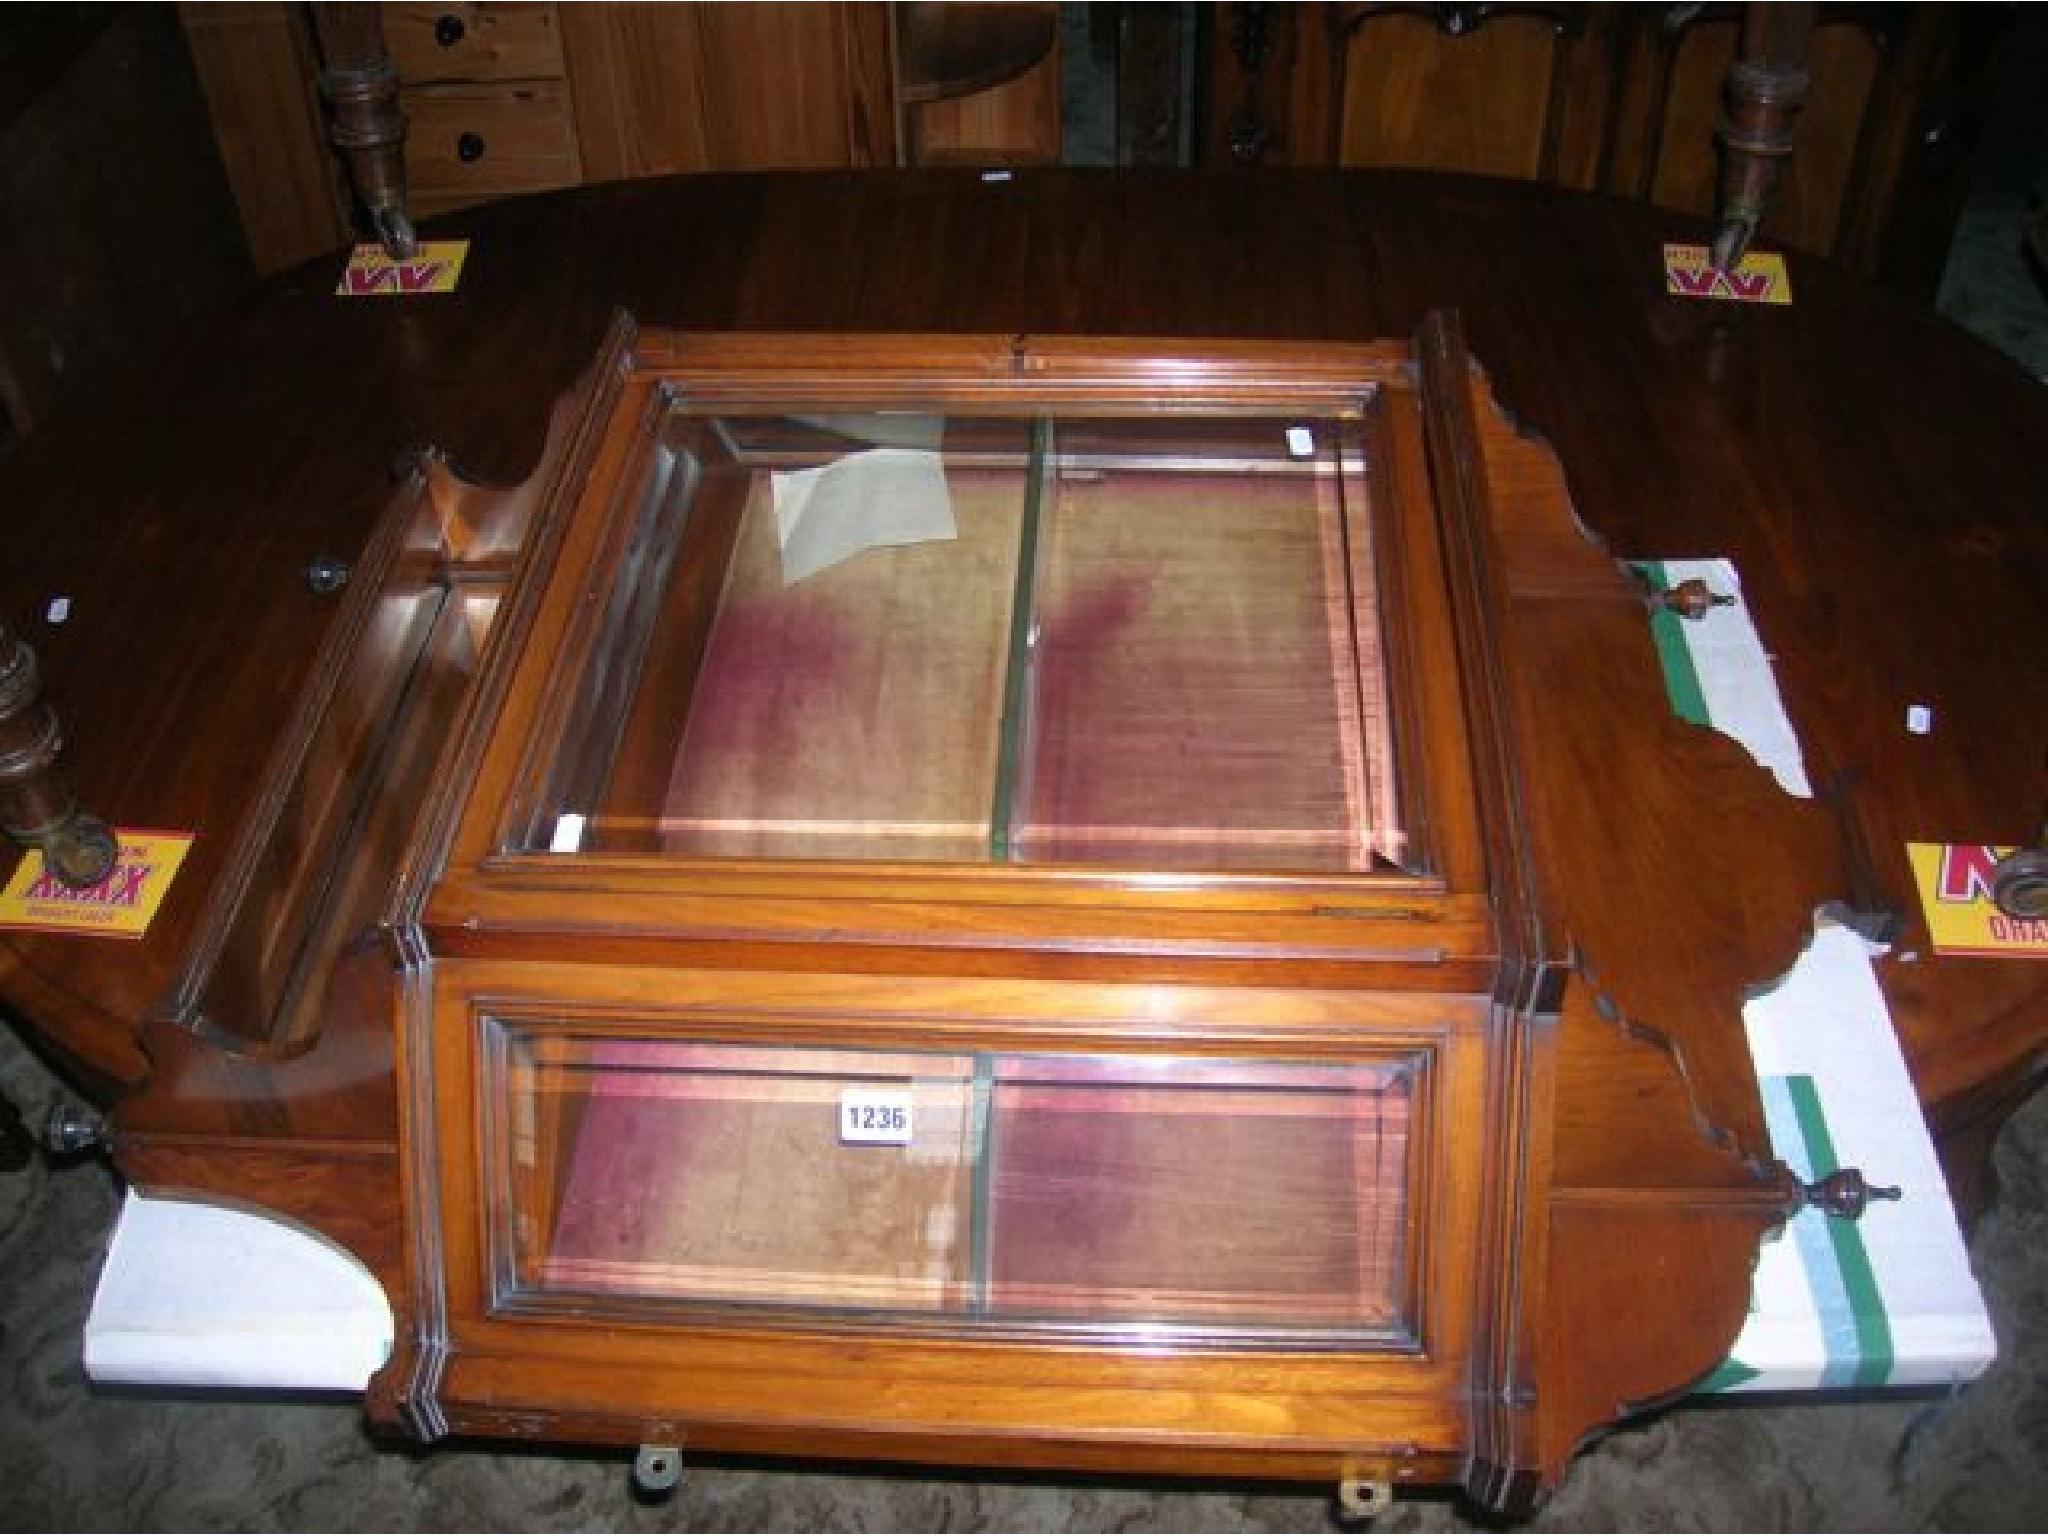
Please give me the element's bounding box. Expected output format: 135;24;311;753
1649;577;1735;621
45;1100;108;1157
1798;1167;1901;1221
305;554;351;595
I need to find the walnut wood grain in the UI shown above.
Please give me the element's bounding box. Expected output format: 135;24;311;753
383;2;567;84
560;3;898;178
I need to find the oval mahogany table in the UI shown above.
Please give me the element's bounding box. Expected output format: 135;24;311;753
6;166;2042;1196
1;168;2043;1500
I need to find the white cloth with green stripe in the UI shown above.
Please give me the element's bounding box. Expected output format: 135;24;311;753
1714;920;1996;1391
1642;560;1995;1393
1640;558;1811;798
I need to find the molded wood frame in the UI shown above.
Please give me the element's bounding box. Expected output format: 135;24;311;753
363;316;1811;1510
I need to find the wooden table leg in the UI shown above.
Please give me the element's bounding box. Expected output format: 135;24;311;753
0;612;115;889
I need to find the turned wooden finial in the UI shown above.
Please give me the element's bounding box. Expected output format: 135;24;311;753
1711;2;1817;272
309;2;418;260
0;612;117;889
1795;1167;1903;1222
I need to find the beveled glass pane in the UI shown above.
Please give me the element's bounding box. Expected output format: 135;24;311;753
984;1055;1412;1327
503;1034;981;1311
524;403;1403;872
495;1026;1417;1340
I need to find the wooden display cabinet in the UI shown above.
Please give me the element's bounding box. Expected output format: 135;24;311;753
237;313;1856;1512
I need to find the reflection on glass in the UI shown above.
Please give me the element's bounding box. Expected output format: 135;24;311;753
513;1039;981;1310
985;1055;1412;1326
529;407;1403;872
494;1029;1416;1341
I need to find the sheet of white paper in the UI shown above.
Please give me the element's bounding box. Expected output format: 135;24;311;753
773;448;956;586
1662;557;1812;797
85;1193;393;1390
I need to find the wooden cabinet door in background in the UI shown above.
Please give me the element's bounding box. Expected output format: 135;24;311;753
1206;2;1999;296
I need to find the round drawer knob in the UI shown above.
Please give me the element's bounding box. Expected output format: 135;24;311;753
434;13;466;47
304;554;352;594
457;131;487;164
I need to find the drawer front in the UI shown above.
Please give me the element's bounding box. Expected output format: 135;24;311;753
385;2;564;83
402;82;581;208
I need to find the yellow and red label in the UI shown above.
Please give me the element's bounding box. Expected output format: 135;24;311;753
1663;243;1793;305
335;239;470;297
1908;842;2048;958
0;829;194;940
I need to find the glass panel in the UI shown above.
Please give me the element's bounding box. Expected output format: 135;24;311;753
501;1034;982;1311
1008;418;1397;869
495;1025;1416;1340
657;416;1031;861
527;405;1403;872
984;1055;1412;1328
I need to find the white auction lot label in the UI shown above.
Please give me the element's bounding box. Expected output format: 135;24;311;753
838;1087;914;1145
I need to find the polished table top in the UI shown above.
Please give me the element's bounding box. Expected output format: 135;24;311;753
3;167;2044;1203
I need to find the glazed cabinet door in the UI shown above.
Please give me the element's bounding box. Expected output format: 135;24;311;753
1205;2;1991;293
386;958;1500;1481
